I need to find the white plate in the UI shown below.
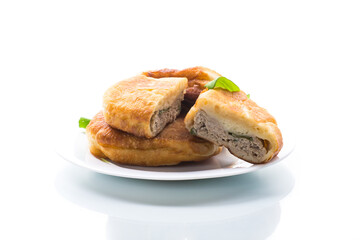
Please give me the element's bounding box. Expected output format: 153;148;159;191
56;128;294;181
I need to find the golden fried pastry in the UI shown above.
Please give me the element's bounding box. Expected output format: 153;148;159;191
143;66;221;106
86;112;221;166
103;75;187;138
184;89;283;164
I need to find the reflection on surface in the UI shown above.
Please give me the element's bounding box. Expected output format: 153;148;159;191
55;163;294;239
106;204;281;240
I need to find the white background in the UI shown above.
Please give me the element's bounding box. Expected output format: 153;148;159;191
1;0;359;239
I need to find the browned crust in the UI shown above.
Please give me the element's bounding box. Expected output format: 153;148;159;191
212;89;277;124
103;75;187;138
184;89;283;164
143;66;221;106
86;112;221;167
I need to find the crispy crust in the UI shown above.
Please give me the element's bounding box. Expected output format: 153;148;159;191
103;75;187;138
86;112;221;166
184;89;283;163
143;66;221;106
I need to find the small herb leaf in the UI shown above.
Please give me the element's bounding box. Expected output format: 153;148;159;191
247;94;250;99
100;158;111;164
229;132;253;141
190;128;197;136
204;77;240;92
79;117;91;129
204;79;217;89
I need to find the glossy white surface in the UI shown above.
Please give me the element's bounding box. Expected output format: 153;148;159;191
1;0;360;239
56;129;294;180
55;163;294;239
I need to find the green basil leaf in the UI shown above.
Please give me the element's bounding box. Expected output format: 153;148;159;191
229;132;253;141
204;79;217;89
247;94;250;99
100;158;111;163
204;77;240;92
79;117;91;129
190;128;197;136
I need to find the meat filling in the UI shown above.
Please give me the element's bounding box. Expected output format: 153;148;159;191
150;99;182;136
192;110;269;162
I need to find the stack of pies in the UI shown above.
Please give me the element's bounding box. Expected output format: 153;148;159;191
86;67;282;166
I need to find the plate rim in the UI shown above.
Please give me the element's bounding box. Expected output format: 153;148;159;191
56;129;295;181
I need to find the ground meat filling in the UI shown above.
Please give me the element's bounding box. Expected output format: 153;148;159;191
192;110;268;162
150;99;182;136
